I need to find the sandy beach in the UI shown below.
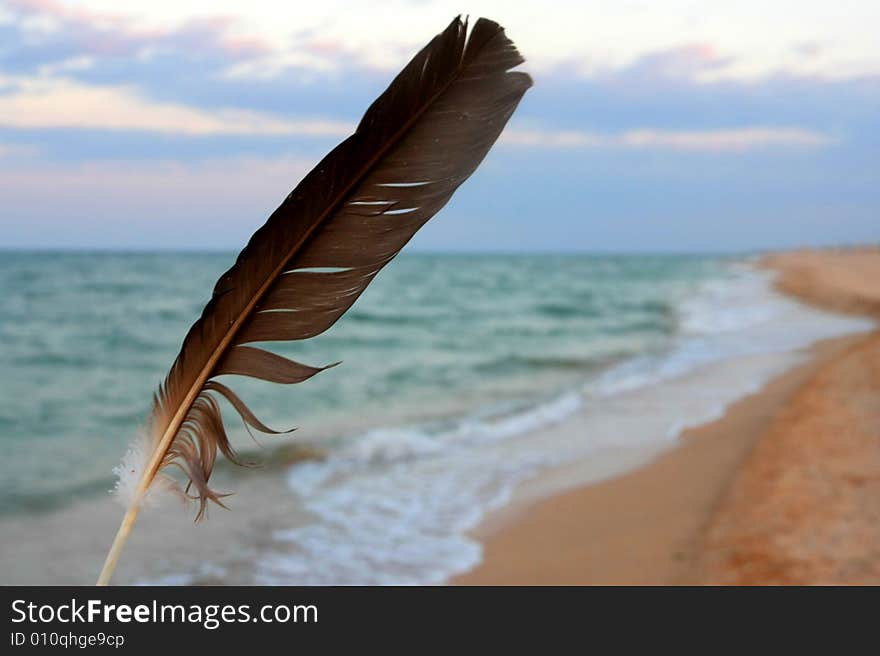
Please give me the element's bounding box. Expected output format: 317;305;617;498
456;248;880;585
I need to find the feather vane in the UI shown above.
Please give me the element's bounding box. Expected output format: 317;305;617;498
98;16;531;584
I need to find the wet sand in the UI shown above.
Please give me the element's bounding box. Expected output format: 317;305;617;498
456;248;880;585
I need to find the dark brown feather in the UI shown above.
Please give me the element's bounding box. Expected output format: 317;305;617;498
140;16;531;518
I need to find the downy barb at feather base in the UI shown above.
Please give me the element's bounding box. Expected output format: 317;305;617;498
96;16;531;585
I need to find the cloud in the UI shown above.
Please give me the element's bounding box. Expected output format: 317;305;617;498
614;44;737;82
621;127;835;151
0;142;40;158
503;127;835;152
0;76;354;136
2;0;271;75
0;67;842;156
793;41;824;58
0;155;311;198
0;72;835;152
6;0;880;83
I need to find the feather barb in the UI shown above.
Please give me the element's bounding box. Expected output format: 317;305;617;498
97;15;531;585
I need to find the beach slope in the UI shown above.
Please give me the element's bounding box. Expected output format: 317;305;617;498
456;248;880;585
696;249;880;584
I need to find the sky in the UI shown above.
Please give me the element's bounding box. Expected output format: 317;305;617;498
0;0;878;252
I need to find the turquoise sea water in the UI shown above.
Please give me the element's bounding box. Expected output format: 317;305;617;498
4;250;876;584
0;251;724;517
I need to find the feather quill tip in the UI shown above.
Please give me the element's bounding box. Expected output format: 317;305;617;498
111;432;180;508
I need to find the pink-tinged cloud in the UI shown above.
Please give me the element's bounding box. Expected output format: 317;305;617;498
0;77;354;136
305;39;346;56
616;43;738;81
7;0;273;61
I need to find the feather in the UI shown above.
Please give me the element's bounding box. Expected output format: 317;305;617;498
97;15;531;585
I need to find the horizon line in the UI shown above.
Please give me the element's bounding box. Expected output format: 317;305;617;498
0;243;875;257
0;245;767;257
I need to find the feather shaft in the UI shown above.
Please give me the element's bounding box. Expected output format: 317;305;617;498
97;15;531;585
96;503;141;586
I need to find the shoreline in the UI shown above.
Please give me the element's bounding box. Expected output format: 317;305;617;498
453;335;863;584
455;248;880;585
3;250;878;585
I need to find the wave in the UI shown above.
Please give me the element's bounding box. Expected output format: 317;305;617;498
474;352;627;375
534;302;602;319
248;392;582;585
591;267;875;397
254;263;875;585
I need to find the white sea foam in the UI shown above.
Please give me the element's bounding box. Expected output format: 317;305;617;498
591;267;873;397
256;393;582;584
248;264;874;585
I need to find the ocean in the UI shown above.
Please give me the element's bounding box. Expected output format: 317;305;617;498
0;252;872;584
